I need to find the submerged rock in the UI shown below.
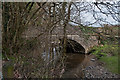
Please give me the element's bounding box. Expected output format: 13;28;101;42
90;58;95;61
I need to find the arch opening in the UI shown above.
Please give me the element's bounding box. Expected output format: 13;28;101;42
60;39;85;54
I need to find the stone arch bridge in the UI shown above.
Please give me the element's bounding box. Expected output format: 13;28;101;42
22;24;99;54
22;24;120;54
51;34;98;53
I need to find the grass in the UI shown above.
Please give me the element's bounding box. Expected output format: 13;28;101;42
100;56;119;74
92;44;119;74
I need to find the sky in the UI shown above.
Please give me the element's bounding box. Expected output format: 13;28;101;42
69;1;119;27
81;10;118;27
1;1;119;27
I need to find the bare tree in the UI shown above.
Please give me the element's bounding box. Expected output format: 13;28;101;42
2;1;119;78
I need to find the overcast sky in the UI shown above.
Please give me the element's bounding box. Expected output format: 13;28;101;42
69;1;119;27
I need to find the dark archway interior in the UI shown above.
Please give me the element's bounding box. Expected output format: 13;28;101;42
66;39;85;53
59;38;85;54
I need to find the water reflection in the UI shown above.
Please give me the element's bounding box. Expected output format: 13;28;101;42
65;53;85;71
41;47;85;69
42;47;60;60
41;47;86;78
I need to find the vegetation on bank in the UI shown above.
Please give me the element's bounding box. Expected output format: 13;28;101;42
92;44;119;74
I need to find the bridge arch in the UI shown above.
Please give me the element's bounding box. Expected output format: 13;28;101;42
51;34;97;53
60;38;85;54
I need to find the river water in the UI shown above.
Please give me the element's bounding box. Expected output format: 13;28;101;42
3;46;90;78
41;47;88;78
65;53;85;71
62;53;86;78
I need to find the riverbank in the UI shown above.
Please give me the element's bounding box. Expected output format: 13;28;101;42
84;54;119;78
84;43;119;78
61;53;119;78
92;44;119;73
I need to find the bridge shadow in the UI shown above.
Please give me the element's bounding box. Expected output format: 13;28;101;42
60;39;85;54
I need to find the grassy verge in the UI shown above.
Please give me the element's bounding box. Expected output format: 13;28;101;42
100;56;118;74
92;44;119;74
